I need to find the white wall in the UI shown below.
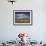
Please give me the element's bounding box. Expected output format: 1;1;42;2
0;0;46;42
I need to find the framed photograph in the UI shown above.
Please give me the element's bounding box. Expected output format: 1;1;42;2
13;10;32;25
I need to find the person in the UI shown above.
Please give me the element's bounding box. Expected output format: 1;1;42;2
2;43;6;46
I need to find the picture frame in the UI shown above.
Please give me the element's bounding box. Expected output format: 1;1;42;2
13;10;32;25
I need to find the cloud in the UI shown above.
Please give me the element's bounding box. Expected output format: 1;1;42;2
16;14;30;19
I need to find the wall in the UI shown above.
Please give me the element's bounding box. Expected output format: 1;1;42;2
0;0;46;42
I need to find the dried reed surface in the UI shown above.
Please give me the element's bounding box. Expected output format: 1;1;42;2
15;18;30;23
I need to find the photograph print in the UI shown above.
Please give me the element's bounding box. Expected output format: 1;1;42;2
13;10;32;25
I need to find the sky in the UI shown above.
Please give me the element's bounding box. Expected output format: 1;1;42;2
15;12;31;19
